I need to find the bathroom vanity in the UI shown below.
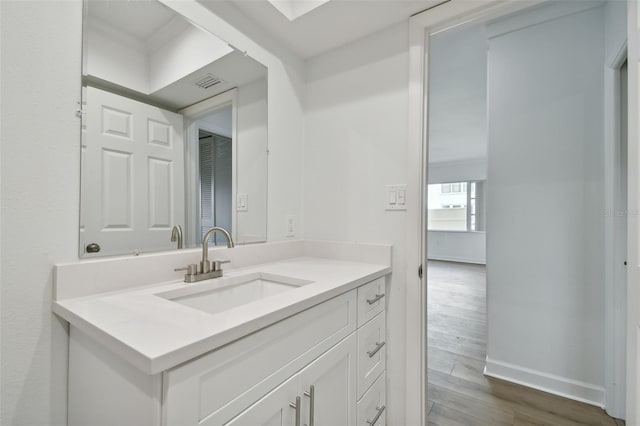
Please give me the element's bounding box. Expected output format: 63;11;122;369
54;241;391;426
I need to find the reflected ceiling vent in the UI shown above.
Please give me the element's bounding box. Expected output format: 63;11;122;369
195;74;223;89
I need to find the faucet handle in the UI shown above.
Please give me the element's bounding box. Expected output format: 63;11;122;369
175;264;198;275
212;260;231;271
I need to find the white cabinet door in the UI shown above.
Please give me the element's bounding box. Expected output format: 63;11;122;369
224;376;298;426
297;334;357;426
81;86;184;256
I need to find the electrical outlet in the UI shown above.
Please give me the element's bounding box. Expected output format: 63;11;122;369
286;215;296;237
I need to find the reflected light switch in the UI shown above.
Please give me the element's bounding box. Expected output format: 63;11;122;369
237;194;248;211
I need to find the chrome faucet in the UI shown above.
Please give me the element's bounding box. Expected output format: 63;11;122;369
175;226;234;283
200;227;234;272
170;225;183;249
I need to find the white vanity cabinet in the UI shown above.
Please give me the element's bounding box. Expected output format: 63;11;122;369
227;335;357;426
67;275;388;426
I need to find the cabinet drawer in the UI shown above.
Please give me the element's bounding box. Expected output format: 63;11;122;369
357;372;386;426
357;311;385;398
163;290;357;426
357;277;385;327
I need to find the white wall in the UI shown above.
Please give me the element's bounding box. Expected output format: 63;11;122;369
177;0;306;241
428;158;487;183
197;105;232;137
196;77;269;244
1;1;82;424
86;19;149;93
1;1;305;424
87;15;233;95
304;22;408;425
427;24;488;264
428;24;487;164
428;232;486;264
148;21;232;93
485;4;606;404
237;77;268;242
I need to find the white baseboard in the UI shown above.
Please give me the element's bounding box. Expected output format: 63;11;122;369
484;357;605;408
427;255;486;265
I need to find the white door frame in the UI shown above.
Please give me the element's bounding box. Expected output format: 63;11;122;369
604;42;628;419
406;1;637;424
180;89;238;247
626;2;639;424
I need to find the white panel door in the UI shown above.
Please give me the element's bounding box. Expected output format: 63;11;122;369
224;376;298;426
297;334;357;426
82;87;184;256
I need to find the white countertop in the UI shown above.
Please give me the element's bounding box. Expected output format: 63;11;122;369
54;256;390;374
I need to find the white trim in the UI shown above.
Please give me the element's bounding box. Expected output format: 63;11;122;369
406;12;429;426
179;89;236;118
484;357;606;408
427;255;485;265
485;0;604;39
428;157;487;168
180;89;238;247
604;47;628;419
627;1;640;423
411;0;541;37
427;230;485;234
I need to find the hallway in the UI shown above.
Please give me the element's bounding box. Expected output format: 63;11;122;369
426;260;624;426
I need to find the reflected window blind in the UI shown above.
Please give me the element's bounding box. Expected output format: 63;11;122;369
199;133;232;245
199;138;214;242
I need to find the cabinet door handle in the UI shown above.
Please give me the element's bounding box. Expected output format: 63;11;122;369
367;341;386;358
366;405;386;426
366;293;385;305
289;396;301;426
304;385;315;426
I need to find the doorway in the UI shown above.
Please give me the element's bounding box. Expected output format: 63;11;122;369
417;1;628;423
181;89;238;248
198;129;233;246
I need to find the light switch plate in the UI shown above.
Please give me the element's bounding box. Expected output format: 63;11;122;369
237;194;248;211
286;215;296;237
385;184;407;211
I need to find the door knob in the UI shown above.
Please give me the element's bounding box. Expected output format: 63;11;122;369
86;243;101;253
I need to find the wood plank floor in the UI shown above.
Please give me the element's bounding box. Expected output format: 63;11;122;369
426;260;624;426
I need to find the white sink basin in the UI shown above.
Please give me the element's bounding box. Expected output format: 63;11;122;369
156;272;313;315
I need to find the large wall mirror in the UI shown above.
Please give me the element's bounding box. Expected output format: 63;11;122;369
79;0;268;257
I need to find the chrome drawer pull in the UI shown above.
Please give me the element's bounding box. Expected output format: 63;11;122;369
366;293;385;305
367;341;386;358
304;385;315;426
366;405;386;425
289;396;301;426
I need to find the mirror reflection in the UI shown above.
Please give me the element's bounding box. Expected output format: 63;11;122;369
79;0;268;257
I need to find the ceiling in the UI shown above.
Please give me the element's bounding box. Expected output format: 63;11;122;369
86;0;266;110
87;0;175;41
151;51;266;110
225;0;446;59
